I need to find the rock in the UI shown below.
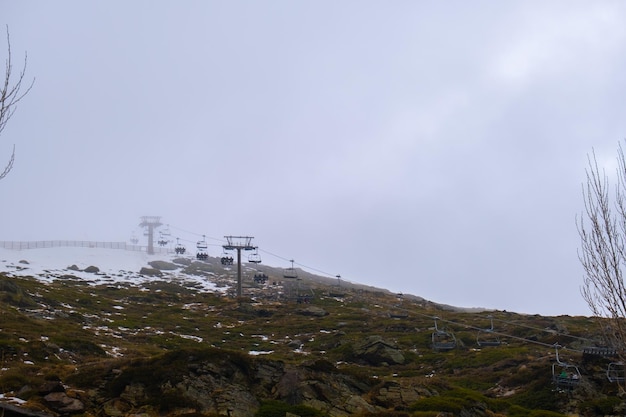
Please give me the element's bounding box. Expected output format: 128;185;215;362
139;267;162;277
371;381;426;408
353;335;405;365
287;339;303;348
341;394;379;414
120;383;148;405
44;392;85;413
172;257;192;266
84;265;100;273
0;403;55;417
183;262;216;275
296;306;328;317
274;369;302;404
102;399;132;417
176;373;259;417
148;261;178;270
67;264;80;271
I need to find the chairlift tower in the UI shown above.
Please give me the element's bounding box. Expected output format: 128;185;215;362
223;235;256;297
139;216;163;255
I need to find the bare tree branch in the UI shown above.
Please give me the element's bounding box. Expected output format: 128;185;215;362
0;25;34;179
578;142;626;389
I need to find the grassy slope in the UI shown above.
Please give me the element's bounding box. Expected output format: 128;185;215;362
0;268;622;416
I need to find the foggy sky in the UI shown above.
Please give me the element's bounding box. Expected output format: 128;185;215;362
3;1;626;316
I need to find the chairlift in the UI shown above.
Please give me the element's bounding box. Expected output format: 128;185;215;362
196;236;208;251
476;315;502;347
296;294;312;304
283;259;298;279
220;249;234;265
607;362;625;383
431;317;457;352
130;233;139;245
551;344;582;390
174;238;186;255
196;236;208;260
253;273;268;284
157;232;169;247
248;249;262;264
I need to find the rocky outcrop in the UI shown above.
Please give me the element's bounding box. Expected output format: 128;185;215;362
40;380;85;414
370;380;432;408
353;335;405;365
71;349;418;417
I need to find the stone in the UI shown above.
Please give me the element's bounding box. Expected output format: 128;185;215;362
139;267;162;277
296;306;328;317
353;335;405;365
44;392;85;413
148;260;178;270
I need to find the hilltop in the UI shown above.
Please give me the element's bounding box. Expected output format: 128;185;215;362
0;245;622;416
0;245;487;313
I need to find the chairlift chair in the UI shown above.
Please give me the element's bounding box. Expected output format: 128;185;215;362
432;317;457;352
607;362;625;383
551;344;582;390
476;315;502;347
253;273;268;284
174;238;186;255
248;249;262;264
157;231;169;247
220;249;234;265
283;259;298;279
196;236;208;260
196;238;208;251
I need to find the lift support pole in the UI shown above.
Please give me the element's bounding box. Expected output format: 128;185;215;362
222;236;256;297
139;216;162;255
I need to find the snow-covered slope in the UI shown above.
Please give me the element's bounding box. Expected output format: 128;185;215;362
0;246;223;292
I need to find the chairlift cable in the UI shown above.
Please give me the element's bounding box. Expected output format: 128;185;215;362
167;225;226;244
257;247;340;279
365;299;585;352
490;317;597;344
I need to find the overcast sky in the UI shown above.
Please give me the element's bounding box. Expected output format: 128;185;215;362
3;1;626;316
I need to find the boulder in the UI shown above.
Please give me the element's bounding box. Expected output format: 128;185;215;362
44;392;85;413
172;257;192;266
139;267;162;277
353;335;405;365
148;261;178;270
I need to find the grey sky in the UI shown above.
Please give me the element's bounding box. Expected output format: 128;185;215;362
3;1;626;316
